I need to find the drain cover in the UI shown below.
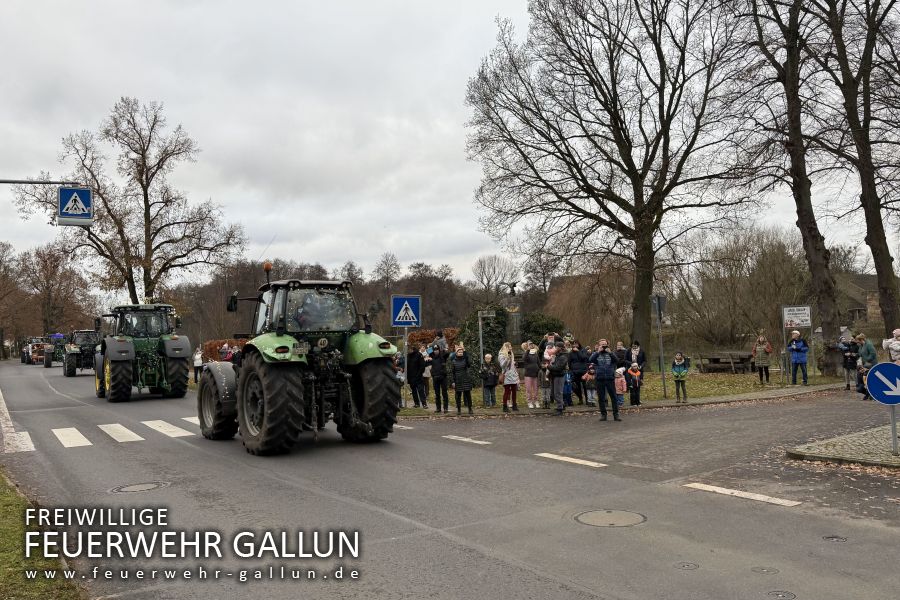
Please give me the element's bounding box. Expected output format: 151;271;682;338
674;562;699;570
767;592;796;599
575;510;646;527
823;535;847;543
109;481;170;494
752;567;780;575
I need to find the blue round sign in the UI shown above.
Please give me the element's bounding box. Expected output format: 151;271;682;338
864;362;900;405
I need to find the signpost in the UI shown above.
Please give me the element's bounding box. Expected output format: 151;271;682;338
477;310;495;366
651;294;667;399
781;305;812;385
391;295;421;367
57;187;94;227
864;362;900;456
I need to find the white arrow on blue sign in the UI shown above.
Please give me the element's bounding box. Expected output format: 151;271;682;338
864;362;900;405
57;187;93;227
391;295;421;328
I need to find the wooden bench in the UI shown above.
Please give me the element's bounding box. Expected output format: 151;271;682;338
696;351;754;374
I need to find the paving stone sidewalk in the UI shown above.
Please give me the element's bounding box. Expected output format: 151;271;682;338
787;425;900;468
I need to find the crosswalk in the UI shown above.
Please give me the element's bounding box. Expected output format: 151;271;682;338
7;418;203;452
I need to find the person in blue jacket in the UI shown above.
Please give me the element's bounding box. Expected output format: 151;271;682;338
787;330;809;385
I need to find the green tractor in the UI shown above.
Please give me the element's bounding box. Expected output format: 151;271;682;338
63;330;99;377
93;304;191;402
198;265;400;455
43;333;66;368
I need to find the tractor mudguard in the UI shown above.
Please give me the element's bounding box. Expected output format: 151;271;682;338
103;336;135;361
161;335;192;359
246;333;309;364
203;361;238;416
342;332;397;366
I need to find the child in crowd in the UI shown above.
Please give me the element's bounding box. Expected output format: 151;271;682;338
626;362;642;406
562;371;573;407
582;364;597;406
481;353;499;408
614;367;627;407
857;363;871;401
672;352;689;403
540;358;552;408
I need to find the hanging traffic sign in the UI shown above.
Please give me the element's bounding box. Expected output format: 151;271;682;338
391;295;421;327
57;187;93;227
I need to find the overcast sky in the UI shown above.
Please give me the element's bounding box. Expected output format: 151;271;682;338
0;0;884;282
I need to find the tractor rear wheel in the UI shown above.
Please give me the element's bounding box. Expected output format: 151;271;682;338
163;357;189;398
339;358;400;443
64;355;77;377
198;369;238;440
105;357;132;403
237;352;304;455
43;352;52;368
94;357;106;398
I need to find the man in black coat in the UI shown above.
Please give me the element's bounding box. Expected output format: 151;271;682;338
430;346;450;413
548;342;569;415
589;339;621;421
568;343;590;404
406;345;428;409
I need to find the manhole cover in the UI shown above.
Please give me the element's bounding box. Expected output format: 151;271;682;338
674;562;699;570
767;592;796;600
823;535;847;543
752;567;780;575
575;510;646;527
109;481;170;494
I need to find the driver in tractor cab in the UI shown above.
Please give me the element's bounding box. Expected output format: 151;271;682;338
292;292;325;330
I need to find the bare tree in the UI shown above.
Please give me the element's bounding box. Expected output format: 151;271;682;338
14;97;244;303
18;244;96;333
471;255;519;303
372;252;401;288
333;260;365;283
467;0;752;346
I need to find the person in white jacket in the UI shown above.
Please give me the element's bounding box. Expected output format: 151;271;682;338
498;342;520;412
882;329;900;364
192;347;203;383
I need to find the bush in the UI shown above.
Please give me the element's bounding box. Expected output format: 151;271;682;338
458;304;508;360
523;311;566;344
407;328;460;350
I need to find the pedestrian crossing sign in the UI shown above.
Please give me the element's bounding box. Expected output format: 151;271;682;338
391;295;421;327
57;187;94;227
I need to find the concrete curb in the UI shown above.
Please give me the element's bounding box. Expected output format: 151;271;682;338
785;448;900;469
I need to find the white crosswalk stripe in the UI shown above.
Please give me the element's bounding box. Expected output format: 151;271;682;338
141;420;194;438
442;435;491;445
182;416;200;425
393;424;414;430
535;453;607;468
51;427;92;448
683;483;802;507
98;423;144;442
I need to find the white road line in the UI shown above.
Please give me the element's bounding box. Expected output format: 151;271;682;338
141;420;194;438
181;416;200;425
51;427;93;448
535;453;607;468
98;424;144;443
0;387;35;453
442;435;491;445
393;424;413;430
683;483;802;507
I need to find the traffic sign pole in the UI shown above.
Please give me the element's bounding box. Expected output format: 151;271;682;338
892;405;898;456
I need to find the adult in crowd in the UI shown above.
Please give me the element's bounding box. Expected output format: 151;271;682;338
448;345;474;415
613;341;628;368
838;336;860;390
751;335;773;385
431;330;449;352
882;329;900;364
548;341;569;415
857;333;877;368
406;344;428;409
422;347;433;401
219;343;229;360
628;341;647;374
192;346;203;384
568;341;589;405
590;339;620;421
231;345;242;368
522;341;541;409
499;342;520;412
430;346;450;413
787;330;809;385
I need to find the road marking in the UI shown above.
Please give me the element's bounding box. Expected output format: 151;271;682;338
0;386;35;452
683;483;802;507
181;416;200;425
535;452;607;468
141;420;194;438
394;424;413;430
98;424;144;443
442;435;491;445
51;427;92;448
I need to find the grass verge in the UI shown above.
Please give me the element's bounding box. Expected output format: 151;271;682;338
0;472;84;600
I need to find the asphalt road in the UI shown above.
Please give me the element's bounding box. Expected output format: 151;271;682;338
0;360;897;600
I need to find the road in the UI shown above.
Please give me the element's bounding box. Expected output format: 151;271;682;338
1;359;897;600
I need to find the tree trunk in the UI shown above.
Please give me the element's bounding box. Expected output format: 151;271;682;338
125;266;139;304
630;235;654;360
859;170;899;336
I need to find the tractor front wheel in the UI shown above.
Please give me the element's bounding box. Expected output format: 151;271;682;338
43;352;52;368
163;357;189;398
198;369;238;440
105;357;132;403
339;358;400;443
237;352;304;455
64;355;77;377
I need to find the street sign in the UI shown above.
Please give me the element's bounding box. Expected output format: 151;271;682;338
783;305;811;328
865;363;900;406
477;310;495;318
57;187;93;227
651;294;667;315
391;295;421;328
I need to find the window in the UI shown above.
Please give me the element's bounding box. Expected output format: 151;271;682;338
253;291;274;334
120;312;171;337
285;289;355;332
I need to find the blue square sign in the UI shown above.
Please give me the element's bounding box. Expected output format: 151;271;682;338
58;187;93;227
391;295;421;328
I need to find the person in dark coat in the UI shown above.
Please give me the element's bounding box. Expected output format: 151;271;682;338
406;345;428;409
589;339;621;421
568;342;589;404
448;346;474;415
628;341;647;374
430;346;450;413
522;341;541;409
613;341;628;368
548;342;569;415
838;336;859;391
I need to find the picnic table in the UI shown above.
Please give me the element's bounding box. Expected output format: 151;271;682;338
695;351;754;374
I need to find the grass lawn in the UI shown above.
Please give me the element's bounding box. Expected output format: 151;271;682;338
0;473;84;600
